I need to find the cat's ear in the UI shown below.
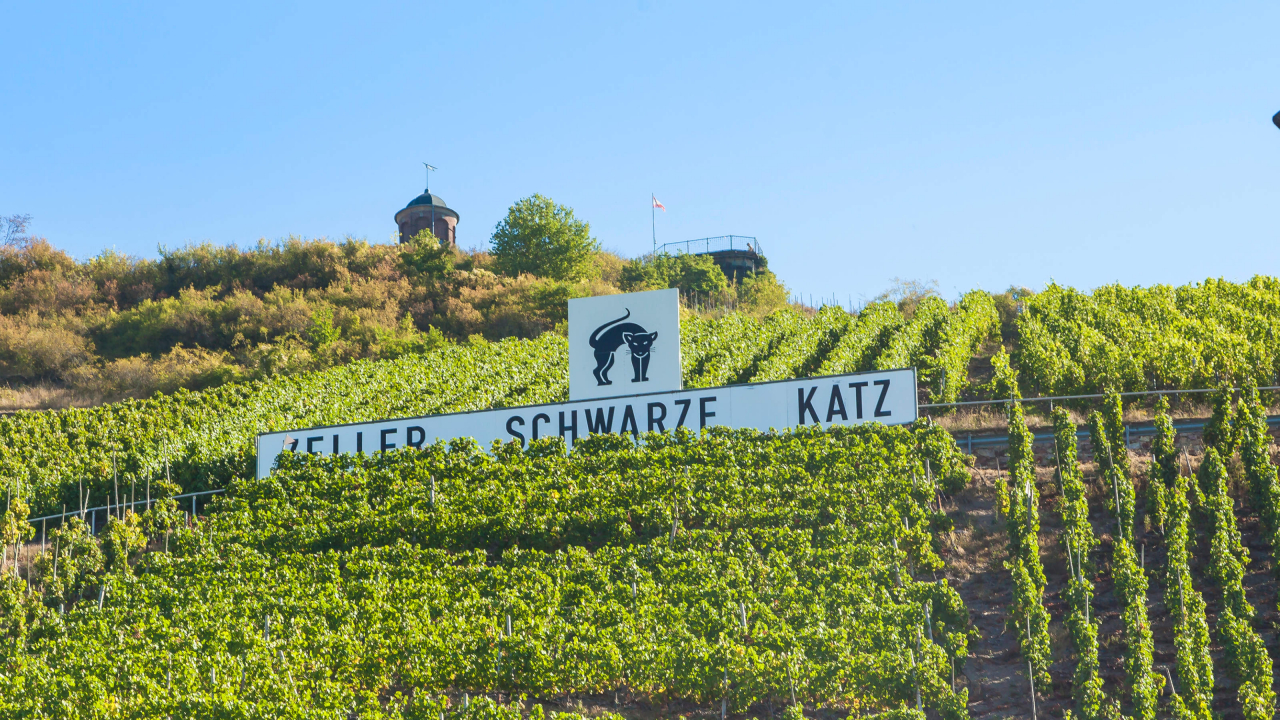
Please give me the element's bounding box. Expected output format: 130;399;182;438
622;332;634;343
649;332;658;341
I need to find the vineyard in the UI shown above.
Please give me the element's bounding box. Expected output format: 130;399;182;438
1013;277;1280;397
4;276;1280;719
0;424;973;719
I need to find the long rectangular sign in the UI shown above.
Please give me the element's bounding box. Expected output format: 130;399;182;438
255;367;917;478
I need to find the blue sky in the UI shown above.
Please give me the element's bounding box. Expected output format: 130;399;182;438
3;1;1278;302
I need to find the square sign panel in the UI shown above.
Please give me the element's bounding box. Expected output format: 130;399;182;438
568;288;681;401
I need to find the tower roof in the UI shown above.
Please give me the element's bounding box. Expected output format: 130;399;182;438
397;191;459;221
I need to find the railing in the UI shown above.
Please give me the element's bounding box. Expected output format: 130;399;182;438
655;235;761;257
922;384;1280;454
27;488;226;535
955;414;1280;456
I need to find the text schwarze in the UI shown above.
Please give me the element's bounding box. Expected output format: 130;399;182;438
255;368;917;478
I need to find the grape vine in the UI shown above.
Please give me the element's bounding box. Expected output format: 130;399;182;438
996;400;1051;688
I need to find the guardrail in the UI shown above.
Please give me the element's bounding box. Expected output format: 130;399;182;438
954;415;1280;456
920;385;1280;410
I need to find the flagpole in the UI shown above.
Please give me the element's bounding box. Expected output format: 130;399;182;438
651;194;656;257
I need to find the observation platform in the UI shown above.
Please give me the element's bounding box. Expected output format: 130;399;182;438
654;235;765;282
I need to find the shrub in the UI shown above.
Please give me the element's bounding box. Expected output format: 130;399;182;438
0;313;95;380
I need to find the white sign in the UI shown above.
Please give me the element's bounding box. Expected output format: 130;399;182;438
568;288;681;401
255;367;917;478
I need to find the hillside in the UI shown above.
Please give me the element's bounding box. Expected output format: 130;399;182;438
4;270;1280;719
2;424;972;719
0;232;787;410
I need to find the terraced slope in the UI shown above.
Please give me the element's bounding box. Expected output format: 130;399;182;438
0;424;973;720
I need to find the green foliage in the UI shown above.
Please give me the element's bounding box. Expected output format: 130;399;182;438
1208;473;1251;619
998;401;1051;687
0;333;571;518
923;291;999;403
1012;278;1280;397
1203;385;1238;457
1005;556;1052;688
1088;412;1115;523
31;516;103;607
140;480;186;538
1053;408;1099;571
1089;401;1136;541
305;304;341;349
1196;445;1230;508
1102;391;1130;478
735;269;788;313
0;297;1017;519
817;302;903;376
1;494;34;548
1199;443;1276;719
0;424;974;719
374;315;449;360
150;236;395;296
1165;473;1214;720
750;306;849;383
399;228;455;279
1111;540;1160;720
1098;397;1158;720
1147;396;1178;530
986;346;1020;401
990;286;1033;339
616;252;788;315
914;419;972;495
1234;380;1280;610
0;233;599;401
1003;403;1044;589
1107;465;1137;543
490;194;600;281
619;252;729;296
687;309;806;389
100;512;146;573
15;264;1280;719
1052;408;1114;720
1219;609;1276;720
875;297;948;372
872;278;940;319
1237;380;1280;532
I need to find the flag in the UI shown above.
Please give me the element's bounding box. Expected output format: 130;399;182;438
652;195;666;211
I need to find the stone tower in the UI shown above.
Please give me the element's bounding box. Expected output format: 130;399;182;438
395;186;459;245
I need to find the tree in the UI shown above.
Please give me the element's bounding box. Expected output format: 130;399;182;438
873;277;941;318
490;195;599;281
1;214;31;247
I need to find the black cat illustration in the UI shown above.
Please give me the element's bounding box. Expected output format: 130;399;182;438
588;309;659;386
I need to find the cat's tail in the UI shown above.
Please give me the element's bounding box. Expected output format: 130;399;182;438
588;309;630;347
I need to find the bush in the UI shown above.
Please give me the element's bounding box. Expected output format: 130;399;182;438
620;251;730;296
398;229;454;279
0;222;799;407
738;269;788;313
65;345;238;397
0;313;94;380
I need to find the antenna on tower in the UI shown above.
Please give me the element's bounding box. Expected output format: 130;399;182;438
423;163;437;192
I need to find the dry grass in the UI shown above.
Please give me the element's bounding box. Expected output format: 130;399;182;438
0;382;108;411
